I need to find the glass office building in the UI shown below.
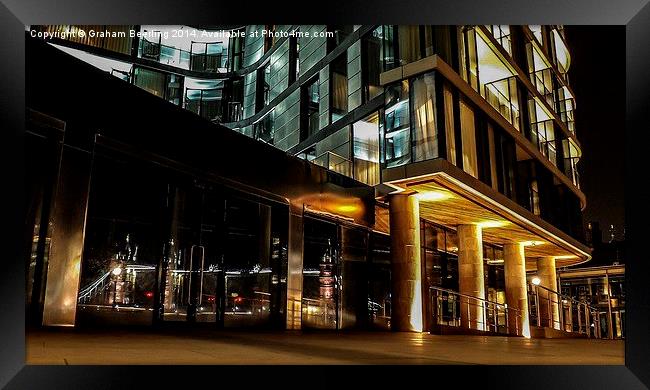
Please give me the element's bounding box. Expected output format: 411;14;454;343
26;25;598;337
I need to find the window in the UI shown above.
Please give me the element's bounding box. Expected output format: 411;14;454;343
189;42;224;73
383;81;411;168
459;98;478;178
485;25;512;55
288;36;300;84
264;25;276;53
253;110;275;145
330;53;348;122
229;31;245;72
312;126;352;177
443;83;457;166
353;112;381;186
301;77;320;141
362;29;384;102
133;66;183;106
460;27;520;129
396;25;422;65
327;25;354;50
411;72;440;162
223;77;244;122
256;62;271;112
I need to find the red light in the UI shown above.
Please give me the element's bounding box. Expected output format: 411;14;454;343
145;292;153;298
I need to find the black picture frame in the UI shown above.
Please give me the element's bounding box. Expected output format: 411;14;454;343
1;0;648;388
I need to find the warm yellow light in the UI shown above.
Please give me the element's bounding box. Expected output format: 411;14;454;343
532;277;541;286
554;255;578;260
337;205;358;213
414;191;450;202
112;267;123;276
477;220;509;229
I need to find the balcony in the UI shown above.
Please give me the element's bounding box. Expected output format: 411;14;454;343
484;25;512;56
312;151;352;177
184;88;223;122
483;75;520;130
138;38;227;73
530;68;556;109
530;119;558;167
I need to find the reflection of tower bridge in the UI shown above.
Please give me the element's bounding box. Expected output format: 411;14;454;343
77;264;155;305
78;263;275;306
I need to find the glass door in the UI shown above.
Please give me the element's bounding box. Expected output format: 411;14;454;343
161;179;224;323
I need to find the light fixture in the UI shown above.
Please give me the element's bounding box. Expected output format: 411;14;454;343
337;204;357;213
531;277;541;286
477;220;509;229
414;190;450;202
112;266;123;276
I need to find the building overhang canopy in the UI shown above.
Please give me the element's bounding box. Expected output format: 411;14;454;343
381;159;591;269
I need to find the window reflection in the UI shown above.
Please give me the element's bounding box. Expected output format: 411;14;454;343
383;81;411;168
353;112;381;185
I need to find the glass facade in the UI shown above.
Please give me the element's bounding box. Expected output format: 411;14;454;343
77;149;288;328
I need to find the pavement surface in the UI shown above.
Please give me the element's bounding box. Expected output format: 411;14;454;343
26;328;625;365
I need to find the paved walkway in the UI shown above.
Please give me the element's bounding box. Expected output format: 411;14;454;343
26;329;624;365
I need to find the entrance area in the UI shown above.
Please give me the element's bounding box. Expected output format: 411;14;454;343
300;215;391;330
75;147;288;328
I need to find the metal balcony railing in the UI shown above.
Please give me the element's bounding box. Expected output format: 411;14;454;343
530;68;556;109
139;38;228;73
530;119;558;167
528;283;601;338
429;286;523;335
483;76;520;130
311;151;353;178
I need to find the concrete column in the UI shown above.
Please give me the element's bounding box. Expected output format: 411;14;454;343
42;145;93;326
504;243;531;337
536;256;560;330
457;224;485;331
285;202;304;330
388;193;423;332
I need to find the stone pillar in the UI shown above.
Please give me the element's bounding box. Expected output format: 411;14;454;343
285;202;304;330
388;193;423;332
42;145;93;326
536;256;560;330
457;224;485;331
504;243;531;337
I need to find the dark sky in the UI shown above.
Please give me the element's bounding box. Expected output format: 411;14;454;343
565;26;625;241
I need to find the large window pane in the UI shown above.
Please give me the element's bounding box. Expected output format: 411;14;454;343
331;53;348;122
353;112;380;185
383;81;411;167
459;98;478;178
412;72;439;162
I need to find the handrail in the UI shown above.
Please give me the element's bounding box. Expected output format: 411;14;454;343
429;286;507;309
429;286;522;335
528;282;599;337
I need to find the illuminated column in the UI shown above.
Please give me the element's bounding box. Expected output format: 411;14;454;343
536;256;560;330
285;202;304;330
504;243;531;337
457;224;485;331
388;192;423;332
42;145;93;326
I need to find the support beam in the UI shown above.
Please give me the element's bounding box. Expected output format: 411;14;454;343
457;224;485;331
504;243;531;337
536;256;560;330
388;193;423;332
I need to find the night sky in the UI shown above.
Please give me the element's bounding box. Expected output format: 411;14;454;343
565;26;625;241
